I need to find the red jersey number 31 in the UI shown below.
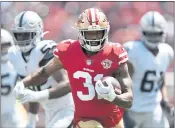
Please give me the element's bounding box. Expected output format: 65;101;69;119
73;71;103;101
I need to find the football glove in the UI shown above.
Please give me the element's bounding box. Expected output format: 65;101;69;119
95;80;117;102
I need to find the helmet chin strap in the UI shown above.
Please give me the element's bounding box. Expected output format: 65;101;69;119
83;39;106;52
19;44;34;53
85;44;101;52
144;41;159;50
141;35;160;50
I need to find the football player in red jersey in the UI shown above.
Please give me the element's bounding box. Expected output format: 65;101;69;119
13;8;133;128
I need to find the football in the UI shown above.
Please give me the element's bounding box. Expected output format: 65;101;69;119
101;76;122;95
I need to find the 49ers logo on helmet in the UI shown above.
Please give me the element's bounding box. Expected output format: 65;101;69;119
87;8;99;25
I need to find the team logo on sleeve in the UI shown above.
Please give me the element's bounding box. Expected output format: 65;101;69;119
101;59;113;69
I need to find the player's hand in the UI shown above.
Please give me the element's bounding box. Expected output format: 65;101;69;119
161;100;173;115
17;89;39;103
13;81;25;99
95;80;117;102
17;88;49;103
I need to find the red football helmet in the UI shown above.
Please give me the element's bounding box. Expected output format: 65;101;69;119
75;8;110;52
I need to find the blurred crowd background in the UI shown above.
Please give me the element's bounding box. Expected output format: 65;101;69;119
1;1;174;70
1;1;174;127
1;2;174;45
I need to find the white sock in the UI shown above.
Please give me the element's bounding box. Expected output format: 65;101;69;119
26;113;38;128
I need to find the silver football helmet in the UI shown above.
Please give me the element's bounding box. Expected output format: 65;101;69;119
11;11;43;53
1;29;14;62
140;11;167;49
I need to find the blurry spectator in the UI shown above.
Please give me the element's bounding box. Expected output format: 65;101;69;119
1;2;173;47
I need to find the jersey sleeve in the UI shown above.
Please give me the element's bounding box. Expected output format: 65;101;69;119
167;44;174;61
53;44;61;59
123;41;134;53
39;41;57;67
7;46;13;61
7;46;16;65
8;62;19;84
113;43;128;65
123;41;137;63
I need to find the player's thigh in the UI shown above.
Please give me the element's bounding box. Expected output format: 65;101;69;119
1;113;22;128
123;110;144;128
2;102;27;128
46;108;74;128
1;114;14;128
1;117;18;128
144;111;170;128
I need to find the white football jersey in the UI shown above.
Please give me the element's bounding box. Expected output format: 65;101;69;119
8;40;74;110
1;62;18;114
124;41;174;112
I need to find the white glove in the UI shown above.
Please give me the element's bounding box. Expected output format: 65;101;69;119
95;80;117;102
18;88;49;104
13;81;25;99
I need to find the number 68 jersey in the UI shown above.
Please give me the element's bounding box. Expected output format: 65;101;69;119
124;41;174;112
1;62;18;114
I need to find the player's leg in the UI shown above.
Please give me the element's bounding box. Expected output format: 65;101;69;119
123;110;144;128
162;105;174;128
1;113;19;128
1;114;18;128
46;108;74;128
15;101;28;127
26;102;40;128
144;106;170;128
1;101;28;128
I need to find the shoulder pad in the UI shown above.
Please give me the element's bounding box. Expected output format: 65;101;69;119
160;43;174;59
111;42;127;54
36;40;57;49
6;61;18;75
57;39;76;51
123;41;135;52
8;45;18;54
123;40;142;52
59;39;76;44
35;40;57;54
37;40;57;66
8;46;19;61
109;42;128;65
53;39;77;59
